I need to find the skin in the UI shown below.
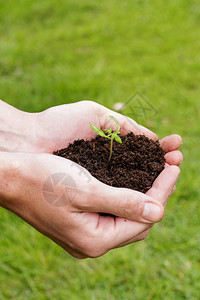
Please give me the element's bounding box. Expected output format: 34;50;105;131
0;100;183;258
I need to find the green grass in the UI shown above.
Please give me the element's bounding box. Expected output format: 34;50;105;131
0;0;200;299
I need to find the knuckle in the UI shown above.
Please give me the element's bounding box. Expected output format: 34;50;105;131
121;197;142;219
72;180;100;210
121;198;131;217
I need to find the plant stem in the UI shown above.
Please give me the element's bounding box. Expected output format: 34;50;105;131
108;137;113;161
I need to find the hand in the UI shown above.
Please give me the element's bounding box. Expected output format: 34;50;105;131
35;100;159;153
0;151;180;259
35;103;182;254
0;100;183;167
37;99;183;166
0;99;42;153
0;100;182;258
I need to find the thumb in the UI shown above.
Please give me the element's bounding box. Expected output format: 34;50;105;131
75;181;164;223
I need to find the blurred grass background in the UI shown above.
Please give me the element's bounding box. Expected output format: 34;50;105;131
0;0;200;299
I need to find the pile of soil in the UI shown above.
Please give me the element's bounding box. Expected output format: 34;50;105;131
53;132;165;193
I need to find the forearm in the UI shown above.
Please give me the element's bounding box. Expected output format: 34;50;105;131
0;100;41;152
0;151;32;220
0;152;19;210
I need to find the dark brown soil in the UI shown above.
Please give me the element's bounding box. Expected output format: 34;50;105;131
53;132;165;194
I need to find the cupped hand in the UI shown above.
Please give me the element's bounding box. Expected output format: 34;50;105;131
0;99;183;165
35;100;183;167
0;100;183;258
33;101;182;256
0;149;180;259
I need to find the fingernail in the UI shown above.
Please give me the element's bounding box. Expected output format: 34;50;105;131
142;202;163;222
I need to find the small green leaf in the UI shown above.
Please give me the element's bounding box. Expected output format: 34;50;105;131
89;123;108;138
109;115;121;132
90;117;122;161
112;133;122;143
104;128;112;134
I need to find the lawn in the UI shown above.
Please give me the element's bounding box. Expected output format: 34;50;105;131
0;0;200;299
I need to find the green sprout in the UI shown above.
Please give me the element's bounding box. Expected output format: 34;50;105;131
89;115;122;161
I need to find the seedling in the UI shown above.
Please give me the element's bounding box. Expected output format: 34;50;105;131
90;115;122;161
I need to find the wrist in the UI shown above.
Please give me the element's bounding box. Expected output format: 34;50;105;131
0;152;21;210
0;152;33;222
0;100;43;153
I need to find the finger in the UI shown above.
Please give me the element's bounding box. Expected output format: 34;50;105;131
146;165;180;205
72;179;177;255
74;182;164;223
121;115;158;140
93;166;180;221
116;227;152;248
160;134;182;153
163;184;176;207
164;150;183;166
99;109;158;140
101;169;179;250
115;180;177;247
102;217;151;249
172;185;176;194
114;181;176;248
